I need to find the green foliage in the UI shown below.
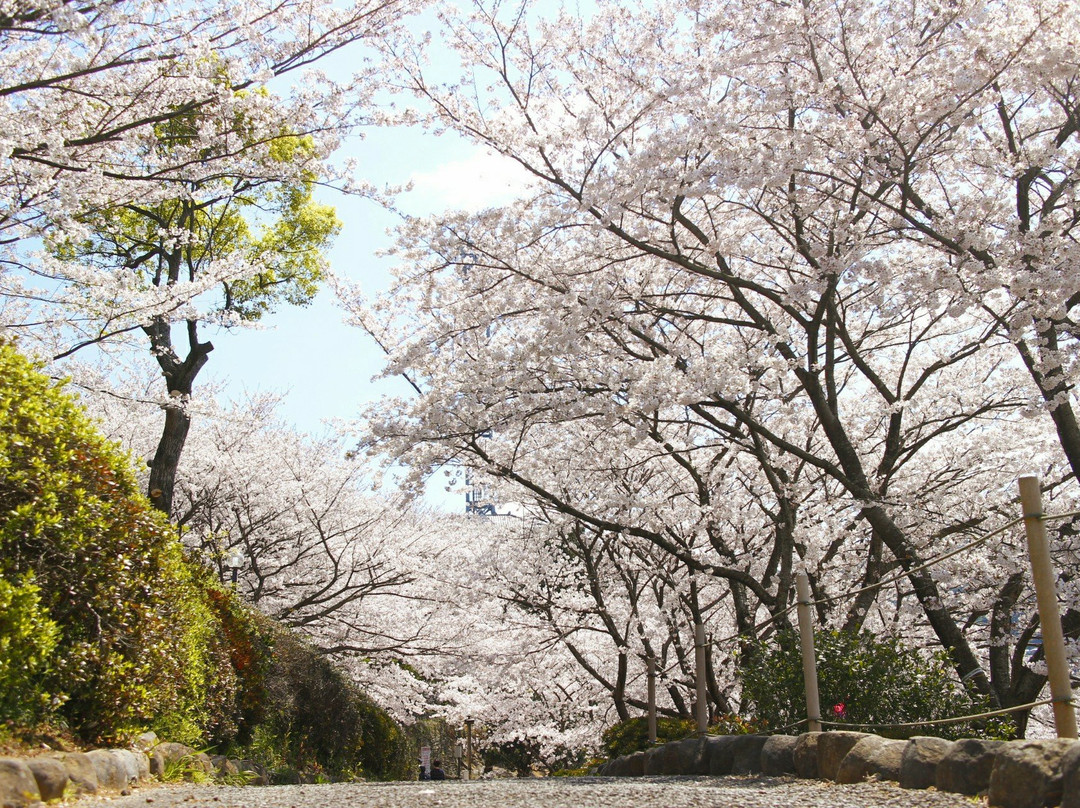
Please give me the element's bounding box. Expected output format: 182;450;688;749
236;627;412;781
601;716;697;758
739;629;1014;740
49;113;340;325
600;712;763;761
0;575;60;724
0;343;239;743
0;344;410;775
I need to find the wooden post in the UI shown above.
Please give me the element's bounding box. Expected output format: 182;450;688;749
796;571;822;733
464;718;475;780
647;654;657;744
694;620;708;734
1018;476;1078;739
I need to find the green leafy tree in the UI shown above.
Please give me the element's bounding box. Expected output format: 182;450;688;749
0;342;239;743
740;629;1013;740
50;106;340;515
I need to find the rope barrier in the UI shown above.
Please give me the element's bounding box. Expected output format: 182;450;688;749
816;697;1074;731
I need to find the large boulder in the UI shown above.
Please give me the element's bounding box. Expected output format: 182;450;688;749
26;758;68;801
0;758;41;808
598;757;622;777
108;749;141;786
760;735;798;776
731;736;768;774
133;732;159;753
835;736;905;784
936;738;1005;796
705;735;737;776
988;739;1078;808
817;732;870;781
793;732;822;779
625;751;645;777
236;760;270;786
899;736;955;790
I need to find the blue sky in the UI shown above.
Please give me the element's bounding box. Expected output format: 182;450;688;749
202;125;530;428
199;92;533;509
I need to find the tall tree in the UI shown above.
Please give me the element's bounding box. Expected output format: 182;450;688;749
353;0;1080;731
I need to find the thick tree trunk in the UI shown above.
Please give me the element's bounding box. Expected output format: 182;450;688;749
143;317;213;516
148;404;192;515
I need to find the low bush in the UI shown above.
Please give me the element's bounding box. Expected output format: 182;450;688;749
739;628;1014;740
0;575;60;725
236;626;412;781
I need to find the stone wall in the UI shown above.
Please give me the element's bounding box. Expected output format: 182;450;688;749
594;732;1080;808
0;734;268;808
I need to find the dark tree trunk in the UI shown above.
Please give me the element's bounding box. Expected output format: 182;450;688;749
143;317;213;516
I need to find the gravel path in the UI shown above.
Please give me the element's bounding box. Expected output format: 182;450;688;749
92;776;986;808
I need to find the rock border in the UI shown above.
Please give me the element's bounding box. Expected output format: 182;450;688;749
595;732;1080;808
0;732;269;807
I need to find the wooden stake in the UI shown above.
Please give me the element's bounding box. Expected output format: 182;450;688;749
1018;476;1078;739
695;621;708;734
647;654;657;744
796;571;822;733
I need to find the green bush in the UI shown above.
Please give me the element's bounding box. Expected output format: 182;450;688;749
0;343;239;744
601;716;697;758
238;626;412;781
601;712;762;760
739;628;1013;740
0;575;60;724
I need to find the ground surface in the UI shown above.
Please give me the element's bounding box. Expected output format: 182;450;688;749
89;776;986;808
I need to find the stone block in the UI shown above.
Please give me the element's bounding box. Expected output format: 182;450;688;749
211;756;240;778
149;750;166;779
108;749;140;785
899;736;954;790
56;752;98;793
760;735;798;776
1061;742;1080;808
936;738;1004;796
133;732;159;752
236;760;270;786
818;732;870;781
988;739;1078;808
835;736;904;784
26;757;68;801
793;732;821;779
677;737;709;775
731;735;768;774
705;735;737;776
642;745;665;776
625;751;645;777
86;749;127;790
0;758;42;807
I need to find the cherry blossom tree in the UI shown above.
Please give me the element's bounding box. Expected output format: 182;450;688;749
351;0;1080;734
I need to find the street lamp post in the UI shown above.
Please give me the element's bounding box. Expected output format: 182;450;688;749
224;547;245;585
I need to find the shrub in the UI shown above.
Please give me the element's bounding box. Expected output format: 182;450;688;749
239;626;412;781
0;575;60;725
601;716;697;758
0;343;238;743
739;628;1013;740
